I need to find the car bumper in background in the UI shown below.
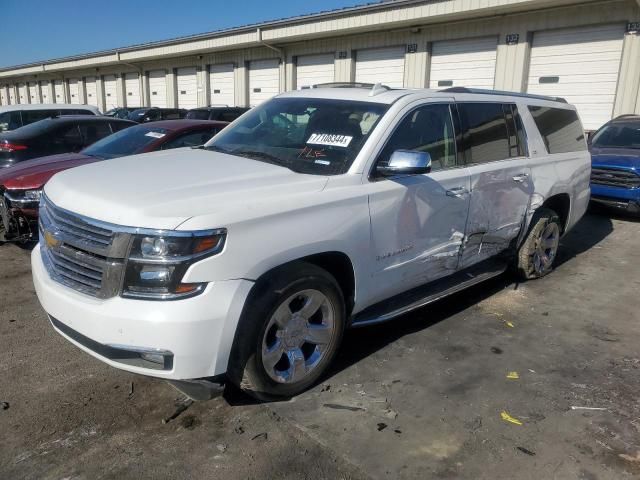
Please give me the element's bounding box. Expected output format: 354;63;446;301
590;183;640;214
32;246;254;380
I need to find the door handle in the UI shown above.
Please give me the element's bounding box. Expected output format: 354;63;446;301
513;173;529;183
445;187;469;198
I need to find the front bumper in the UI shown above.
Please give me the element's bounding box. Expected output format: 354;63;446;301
591;195;640;214
32;246;253;380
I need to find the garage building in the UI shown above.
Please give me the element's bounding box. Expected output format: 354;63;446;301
0;0;639;130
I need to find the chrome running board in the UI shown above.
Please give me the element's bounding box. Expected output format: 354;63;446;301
351;258;508;327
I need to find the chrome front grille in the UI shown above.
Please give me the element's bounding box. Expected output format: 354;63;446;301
591;167;640;189
39;195;131;299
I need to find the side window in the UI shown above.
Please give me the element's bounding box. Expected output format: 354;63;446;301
0;111;22;131
377;103;457;172
503;104;527;157
458;103;511;164
110;121;130;133
527;106;586;154
160;129;220;150
79;122;112;146
219;111;241;122
53;125;83;151
22;110;53;126
162;110;182;120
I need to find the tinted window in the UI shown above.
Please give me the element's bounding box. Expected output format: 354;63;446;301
79;122;112;145
22;110;54;125
219;111;243;122
458;103;510;164
377;103;457;172
110;121;132;133
161;129;220;149
592;122;640;149
162;110;183;120
185;110;210;120
503;104;527;157
528;106;586;154
82;125;170;159
0;111;22;131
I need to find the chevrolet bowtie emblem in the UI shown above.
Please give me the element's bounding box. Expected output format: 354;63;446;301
44;229;61;249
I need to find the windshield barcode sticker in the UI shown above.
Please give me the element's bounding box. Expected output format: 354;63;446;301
145;131;166;139
307;133;353;148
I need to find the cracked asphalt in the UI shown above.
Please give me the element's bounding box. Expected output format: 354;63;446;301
1;208;639;480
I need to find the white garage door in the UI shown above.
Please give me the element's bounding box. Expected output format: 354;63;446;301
54;80;65;104
355;47;405;88
249;59;280;106
18;83;27;104
103;75;118;109
429;37;498;90
68;78;80;104
527;24;625;131
177;67;198;109
40;81;51;103
9;86;16;104
209;64;235;106
28;82;40;104
0;87;7;106
84;77;99;107
125;73;141;107
296;53;335;89
148;70;167;108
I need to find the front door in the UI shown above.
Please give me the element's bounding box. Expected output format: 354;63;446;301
456;102;533;268
366;103;471;303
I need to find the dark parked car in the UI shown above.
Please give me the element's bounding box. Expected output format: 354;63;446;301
0;119;227;241
589;114;640;215
0;104;100;132
0;116;135;169
128;107;187;123
185;107;250;122
104;107;142;119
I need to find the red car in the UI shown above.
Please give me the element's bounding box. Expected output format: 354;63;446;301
0;120;227;242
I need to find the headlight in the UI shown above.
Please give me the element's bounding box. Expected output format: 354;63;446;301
24;189;42;201
122;229;226;300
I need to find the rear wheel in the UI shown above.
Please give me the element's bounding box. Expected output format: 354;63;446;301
517;207;561;280
228;262;345;400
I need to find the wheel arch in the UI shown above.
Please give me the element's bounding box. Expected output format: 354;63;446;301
541;193;571;233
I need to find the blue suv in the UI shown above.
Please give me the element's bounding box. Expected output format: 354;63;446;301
589;115;640;215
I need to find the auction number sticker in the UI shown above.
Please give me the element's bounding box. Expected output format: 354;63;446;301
145;131;166;139
307;133;353;148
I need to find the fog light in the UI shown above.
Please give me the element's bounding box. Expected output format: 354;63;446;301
140;352;165;365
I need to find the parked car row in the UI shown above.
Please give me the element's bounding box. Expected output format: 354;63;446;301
0;116;229;241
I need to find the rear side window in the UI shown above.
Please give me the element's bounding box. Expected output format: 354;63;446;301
162;110;183;120
458;103;511;164
527;106;586;154
22;110;54;125
185;110;210;120
0;111;22;131
79;122;112;145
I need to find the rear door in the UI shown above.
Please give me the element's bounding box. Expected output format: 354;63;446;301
456;102;532;268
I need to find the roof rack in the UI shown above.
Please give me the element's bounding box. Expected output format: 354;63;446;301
313;82;376;89
440;87;568;104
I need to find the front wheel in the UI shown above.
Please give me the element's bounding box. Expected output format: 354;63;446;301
516;207;561;280
228;262;345;401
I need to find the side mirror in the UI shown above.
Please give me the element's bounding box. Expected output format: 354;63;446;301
377;150;432;177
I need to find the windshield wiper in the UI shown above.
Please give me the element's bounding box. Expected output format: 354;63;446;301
232;150;295;171
202;144;230;154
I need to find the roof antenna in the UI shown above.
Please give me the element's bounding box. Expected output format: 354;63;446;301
369;83;390;97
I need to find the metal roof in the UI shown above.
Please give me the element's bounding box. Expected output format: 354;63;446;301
0;0;422;73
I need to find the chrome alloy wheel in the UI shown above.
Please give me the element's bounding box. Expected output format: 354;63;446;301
533;221;560;275
261;289;336;384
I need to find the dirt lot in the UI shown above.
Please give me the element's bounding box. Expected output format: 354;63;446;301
1;209;639;480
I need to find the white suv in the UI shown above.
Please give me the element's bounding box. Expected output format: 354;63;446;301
32;86;590;400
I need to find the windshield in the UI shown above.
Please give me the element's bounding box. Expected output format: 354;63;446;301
592;123;640;149
185;110;210;120
204;97;388;175
81;125;169;159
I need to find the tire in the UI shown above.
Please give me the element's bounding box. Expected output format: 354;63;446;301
516;207;562;280
227;262;345;401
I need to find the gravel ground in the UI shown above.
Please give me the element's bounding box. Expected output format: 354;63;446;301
1;209;639;480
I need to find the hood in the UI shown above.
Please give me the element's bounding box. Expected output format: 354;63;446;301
0;153;98;190
44;148;329;230
590;147;640;171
